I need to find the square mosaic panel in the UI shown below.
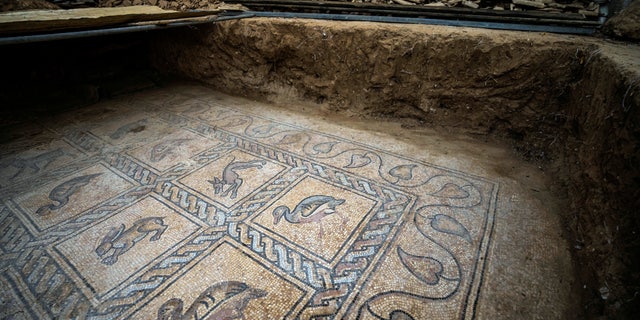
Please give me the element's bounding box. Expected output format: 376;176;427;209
9;163;135;233
127;128;222;173
250;176;379;265
178;149;287;208
0;139;83;189
128;240;311;319
51;195;202;305
0;87;497;319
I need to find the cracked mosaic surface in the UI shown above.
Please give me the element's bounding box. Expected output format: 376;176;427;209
0;85;498;319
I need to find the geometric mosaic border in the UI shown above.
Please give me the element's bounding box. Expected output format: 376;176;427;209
0;88;497;319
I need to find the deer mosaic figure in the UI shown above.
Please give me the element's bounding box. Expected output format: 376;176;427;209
208;157;266;199
95;217;168;265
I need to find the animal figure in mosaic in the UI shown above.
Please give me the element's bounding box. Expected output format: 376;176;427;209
3;148;66;180
208;158;266;199
273;195;345;225
35;173;102;216
95;217;168;265
272;195;345;237
109;118;147;139
156;281;267;320
150;138;192;162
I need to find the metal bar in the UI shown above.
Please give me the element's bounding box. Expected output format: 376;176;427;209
241;3;601;26
0;13;255;46
226;0;596;21
244;11;596;35
0;7;595;46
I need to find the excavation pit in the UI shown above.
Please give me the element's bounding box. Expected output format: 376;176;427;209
1;16;639;319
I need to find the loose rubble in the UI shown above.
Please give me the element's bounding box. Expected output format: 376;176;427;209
0;0;605;19
603;0;640;40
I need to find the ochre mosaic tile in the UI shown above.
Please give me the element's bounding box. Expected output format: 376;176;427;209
251;176;377;264
0;139;82;189
129;241;310;319
0;85;498;319
178;149;286;208
51;195;202;304
10;163;134;232
128;128;221;173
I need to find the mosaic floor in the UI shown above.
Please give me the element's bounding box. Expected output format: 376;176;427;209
0;84;573;319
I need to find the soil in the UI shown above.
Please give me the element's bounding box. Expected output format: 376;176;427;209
0;0;59;12
149;18;640;318
1;1;640;317
603;0;640;41
98;0;219;10
96;0;602;17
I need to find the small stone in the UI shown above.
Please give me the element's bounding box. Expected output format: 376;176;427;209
599;286;610;300
548;3;567;9
579;9;599;17
566;2;586;10
462;1;479;9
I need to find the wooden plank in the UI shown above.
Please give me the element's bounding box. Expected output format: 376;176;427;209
0;6;220;36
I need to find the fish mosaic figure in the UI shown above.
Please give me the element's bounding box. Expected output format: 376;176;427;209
109;118;147;140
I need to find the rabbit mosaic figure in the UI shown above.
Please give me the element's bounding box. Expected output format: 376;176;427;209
95;217;168;265
208;157;266;199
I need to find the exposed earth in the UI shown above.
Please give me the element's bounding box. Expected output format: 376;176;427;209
0;2;639;319
149;18;640;318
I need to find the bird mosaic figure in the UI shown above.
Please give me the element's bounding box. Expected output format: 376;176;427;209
156;281;267;320
35;173;102;216
272;195;345;224
272;195;346;237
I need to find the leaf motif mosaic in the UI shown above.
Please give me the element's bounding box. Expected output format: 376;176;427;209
0;86;497;319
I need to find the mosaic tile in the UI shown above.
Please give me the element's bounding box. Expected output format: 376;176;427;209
0;85;498;319
128;128;221;173
10;163;134;232
51;195;202;304
251;176;378;264
129;241;310;319
0;139;82;189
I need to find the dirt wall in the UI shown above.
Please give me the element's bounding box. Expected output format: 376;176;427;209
152;19;587;146
98;0;217;10
149;18;640;318
563;48;640;317
603;0;640;41
0;0;58;12
150;18;601;166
